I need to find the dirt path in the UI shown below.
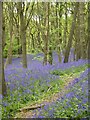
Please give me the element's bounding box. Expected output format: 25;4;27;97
15;75;77;118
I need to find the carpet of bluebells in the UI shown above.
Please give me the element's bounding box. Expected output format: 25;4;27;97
1;49;90;118
32;69;89;118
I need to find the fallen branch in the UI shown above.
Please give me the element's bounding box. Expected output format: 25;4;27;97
19;104;45;112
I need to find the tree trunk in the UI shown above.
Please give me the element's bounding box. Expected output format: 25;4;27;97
0;2;7;96
56;3;62;63
4;3;13;68
88;2;90;60
19;3;27;68
36;2;41;50
8;3;13;64
17;21;22;55
47;3;53;65
31;33;34;51
75;4;81;61
64;3;79;63
43;3;49;65
79;2;86;59
16;4;22;55
63;2;68;49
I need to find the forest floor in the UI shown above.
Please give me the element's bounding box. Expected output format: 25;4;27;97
15;74;79;118
2;52;89;118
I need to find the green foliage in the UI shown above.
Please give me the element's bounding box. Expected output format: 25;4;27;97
50;64;88;76
2;64;88;118
31;48;35;53
3;38;21;58
52;77;88;118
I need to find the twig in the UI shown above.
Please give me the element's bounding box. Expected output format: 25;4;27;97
47;86;53;92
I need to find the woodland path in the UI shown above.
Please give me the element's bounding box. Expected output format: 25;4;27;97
15;75;78;118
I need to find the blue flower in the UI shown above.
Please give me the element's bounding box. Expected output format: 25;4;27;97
38;115;45;118
66;92;74;99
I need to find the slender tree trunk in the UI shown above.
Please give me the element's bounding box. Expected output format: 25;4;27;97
43;2;49;65
79;3;86;59
8;4;13;64
75;4;81;61
56;3;62;63
88;2;90;60
17;26;22;55
4;3;13;68
48;3;53;65
27;28;31;52
16;4;22;55
17;21;22;55
36;2;41;50
58;3;63;62
31;33;34;50
19;3;27;68
56;3;60;62
64;3;79;63
47;3;53;65
64;2;68;49
0;2;7;96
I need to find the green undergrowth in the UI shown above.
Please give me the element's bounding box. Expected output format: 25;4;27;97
50;64;88;77
49;76;88;118
2;64;88;118
14;64;88;118
32;65;89;118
